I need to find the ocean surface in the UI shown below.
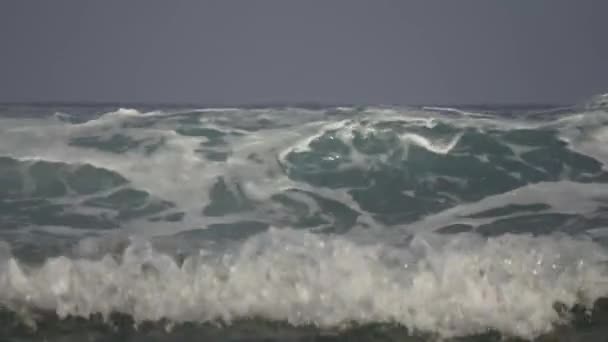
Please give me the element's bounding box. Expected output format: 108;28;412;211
1;94;608;341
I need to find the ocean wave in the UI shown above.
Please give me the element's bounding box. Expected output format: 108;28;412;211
1;228;608;339
2;96;608;341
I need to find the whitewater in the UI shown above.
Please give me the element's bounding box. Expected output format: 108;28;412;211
1;94;608;341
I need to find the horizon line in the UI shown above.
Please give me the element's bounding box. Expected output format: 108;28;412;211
0;100;573;109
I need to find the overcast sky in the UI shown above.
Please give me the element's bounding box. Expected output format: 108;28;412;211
0;0;607;105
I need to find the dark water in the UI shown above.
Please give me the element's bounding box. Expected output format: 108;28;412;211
1;94;608;341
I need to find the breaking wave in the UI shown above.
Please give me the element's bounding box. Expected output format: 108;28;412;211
1;96;608;340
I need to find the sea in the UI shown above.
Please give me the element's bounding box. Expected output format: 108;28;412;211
1;94;608;341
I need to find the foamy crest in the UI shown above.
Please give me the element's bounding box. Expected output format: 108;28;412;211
0;229;607;339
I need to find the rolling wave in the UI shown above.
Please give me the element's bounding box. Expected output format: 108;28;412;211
1;96;608;340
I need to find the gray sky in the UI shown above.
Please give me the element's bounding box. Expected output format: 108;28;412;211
1;0;607;105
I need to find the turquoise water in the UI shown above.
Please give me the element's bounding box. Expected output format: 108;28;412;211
0;95;608;341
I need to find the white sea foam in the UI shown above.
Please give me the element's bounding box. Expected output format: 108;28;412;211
1;105;608;236
2;103;608;339
0;229;607;339
0;107;470;236
402;181;608;234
